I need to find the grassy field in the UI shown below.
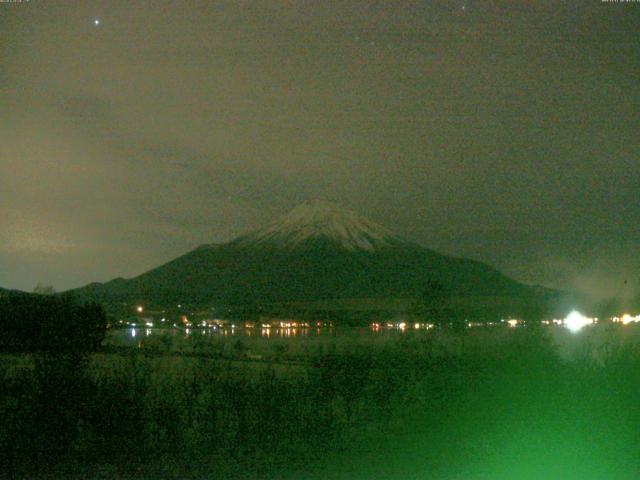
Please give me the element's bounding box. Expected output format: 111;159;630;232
2;324;640;479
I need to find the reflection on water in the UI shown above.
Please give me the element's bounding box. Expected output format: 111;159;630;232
114;322;429;343
108;320;452;350
113;324;339;343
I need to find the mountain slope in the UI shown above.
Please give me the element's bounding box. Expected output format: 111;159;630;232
69;201;557;317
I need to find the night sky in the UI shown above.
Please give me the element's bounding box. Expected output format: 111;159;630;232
1;1;639;302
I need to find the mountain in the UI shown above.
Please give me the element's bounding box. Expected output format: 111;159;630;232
69;201;560;320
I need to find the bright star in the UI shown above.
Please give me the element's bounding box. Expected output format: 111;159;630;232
94;19;100;26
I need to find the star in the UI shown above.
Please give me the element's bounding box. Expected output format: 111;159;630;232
94;19;100;26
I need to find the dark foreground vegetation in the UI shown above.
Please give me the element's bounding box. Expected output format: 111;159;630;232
1;296;640;479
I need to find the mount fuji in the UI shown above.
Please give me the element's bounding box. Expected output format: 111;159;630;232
70;201;557;319
231;200;406;252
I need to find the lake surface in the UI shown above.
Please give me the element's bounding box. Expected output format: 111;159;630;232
103;322;640;364
105;324;403;349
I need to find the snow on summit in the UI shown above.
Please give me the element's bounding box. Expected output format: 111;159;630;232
236;200;401;251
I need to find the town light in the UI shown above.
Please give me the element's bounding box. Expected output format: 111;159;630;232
618;313;640;325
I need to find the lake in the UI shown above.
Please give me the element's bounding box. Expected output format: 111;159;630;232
103;322;640;365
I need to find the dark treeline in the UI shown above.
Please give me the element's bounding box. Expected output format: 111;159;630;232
0;293;107;353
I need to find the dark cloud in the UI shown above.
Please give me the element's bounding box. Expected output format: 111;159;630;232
1;0;639;304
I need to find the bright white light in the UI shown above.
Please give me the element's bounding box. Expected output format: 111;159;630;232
619;313;640;325
507;319;518;328
564;310;593;333
94;19;100;26
130;328;136;338
136;306;143;313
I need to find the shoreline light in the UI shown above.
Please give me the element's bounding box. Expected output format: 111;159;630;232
564;310;594;333
614;313;640;325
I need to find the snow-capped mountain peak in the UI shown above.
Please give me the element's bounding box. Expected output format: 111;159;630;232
234;200;401;251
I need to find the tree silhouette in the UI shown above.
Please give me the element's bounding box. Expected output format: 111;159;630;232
33;284;56;295
0;294;107;353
